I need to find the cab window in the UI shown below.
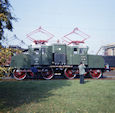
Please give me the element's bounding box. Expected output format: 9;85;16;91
41;48;46;54
79;48;83;54
74;48;78;54
34;48;39;54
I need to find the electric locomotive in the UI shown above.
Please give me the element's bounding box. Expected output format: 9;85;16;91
10;27;105;80
10;43;105;80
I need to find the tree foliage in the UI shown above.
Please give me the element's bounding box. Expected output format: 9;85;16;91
0;0;16;40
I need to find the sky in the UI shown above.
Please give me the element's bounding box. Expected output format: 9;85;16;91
4;0;115;54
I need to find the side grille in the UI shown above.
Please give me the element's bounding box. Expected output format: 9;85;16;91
54;53;66;65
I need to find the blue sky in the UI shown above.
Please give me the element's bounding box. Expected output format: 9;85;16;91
6;0;115;53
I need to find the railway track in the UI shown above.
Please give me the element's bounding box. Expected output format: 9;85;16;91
0;70;115;81
102;70;115;80
0;72;115;81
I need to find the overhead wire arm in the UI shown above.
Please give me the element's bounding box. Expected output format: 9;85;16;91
62;27;90;45
26;26;55;45
73;27;90;39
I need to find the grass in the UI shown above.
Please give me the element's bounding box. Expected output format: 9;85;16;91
0;79;115;113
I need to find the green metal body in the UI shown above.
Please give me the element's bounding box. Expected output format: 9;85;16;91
87;55;105;68
10;54;31;68
10;44;105;69
67;46;80;65
41;46;52;65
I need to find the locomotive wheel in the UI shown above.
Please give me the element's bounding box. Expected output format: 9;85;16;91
90;69;102;79
13;69;27;80
64;68;77;79
41;68;54;80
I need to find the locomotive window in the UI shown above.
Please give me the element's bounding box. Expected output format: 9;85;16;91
34;48;39;54
41;48;46;54
34;48;39;51
74;48;78;54
84;48;87;54
74;48;77;51
79;48;83;54
79;48;87;54
22;49;29;54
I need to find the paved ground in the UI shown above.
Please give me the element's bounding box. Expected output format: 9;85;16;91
103;70;115;76
103;70;115;80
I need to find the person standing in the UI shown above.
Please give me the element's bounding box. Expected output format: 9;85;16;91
78;62;86;84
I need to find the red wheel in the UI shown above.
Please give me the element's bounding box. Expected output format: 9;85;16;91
90;69;102;79
64;68;77;79
41;68;54;80
13;69;26;80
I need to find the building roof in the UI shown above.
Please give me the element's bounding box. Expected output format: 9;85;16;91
103;43;115;49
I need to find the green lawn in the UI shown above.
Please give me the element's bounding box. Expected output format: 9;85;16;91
0;79;115;113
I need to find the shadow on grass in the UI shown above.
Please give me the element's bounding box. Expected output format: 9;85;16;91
0;80;70;111
84;80;90;83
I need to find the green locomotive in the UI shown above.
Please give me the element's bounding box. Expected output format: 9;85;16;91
10;43;105;80
10;27;105;80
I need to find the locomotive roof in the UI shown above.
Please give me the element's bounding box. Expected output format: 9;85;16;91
29;42;88;50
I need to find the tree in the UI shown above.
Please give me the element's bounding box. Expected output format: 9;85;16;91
0;0;16;40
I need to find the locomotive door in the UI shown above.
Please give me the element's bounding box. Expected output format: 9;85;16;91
41;46;52;65
72;47;80;65
53;44;66;65
79;48;88;65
